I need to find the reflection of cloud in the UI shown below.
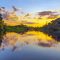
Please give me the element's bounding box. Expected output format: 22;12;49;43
38;42;51;47
37;42;57;47
1;31;58;50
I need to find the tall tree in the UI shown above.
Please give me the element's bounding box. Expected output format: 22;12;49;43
0;13;4;46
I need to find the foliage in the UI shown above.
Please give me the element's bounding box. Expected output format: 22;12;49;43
5;25;29;33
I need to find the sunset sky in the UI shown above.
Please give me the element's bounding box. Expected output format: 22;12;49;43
0;0;60;12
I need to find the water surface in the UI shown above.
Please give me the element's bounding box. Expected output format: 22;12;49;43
0;31;60;60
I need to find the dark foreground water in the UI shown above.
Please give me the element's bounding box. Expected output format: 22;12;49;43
0;45;60;60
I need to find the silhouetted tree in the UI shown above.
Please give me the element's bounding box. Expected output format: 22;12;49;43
0;13;4;46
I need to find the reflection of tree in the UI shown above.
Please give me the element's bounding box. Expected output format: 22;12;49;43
39;18;60;42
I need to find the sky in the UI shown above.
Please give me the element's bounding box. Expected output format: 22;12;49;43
0;0;60;13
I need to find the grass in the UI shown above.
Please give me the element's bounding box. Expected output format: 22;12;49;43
5;25;29;33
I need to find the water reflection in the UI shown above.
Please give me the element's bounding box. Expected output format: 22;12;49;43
40;18;60;42
1;31;58;50
0;45;60;60
0;31;60;60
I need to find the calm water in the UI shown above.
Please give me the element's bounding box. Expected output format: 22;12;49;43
0;31;60;60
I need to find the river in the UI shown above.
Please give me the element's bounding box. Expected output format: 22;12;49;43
0;31;60;60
